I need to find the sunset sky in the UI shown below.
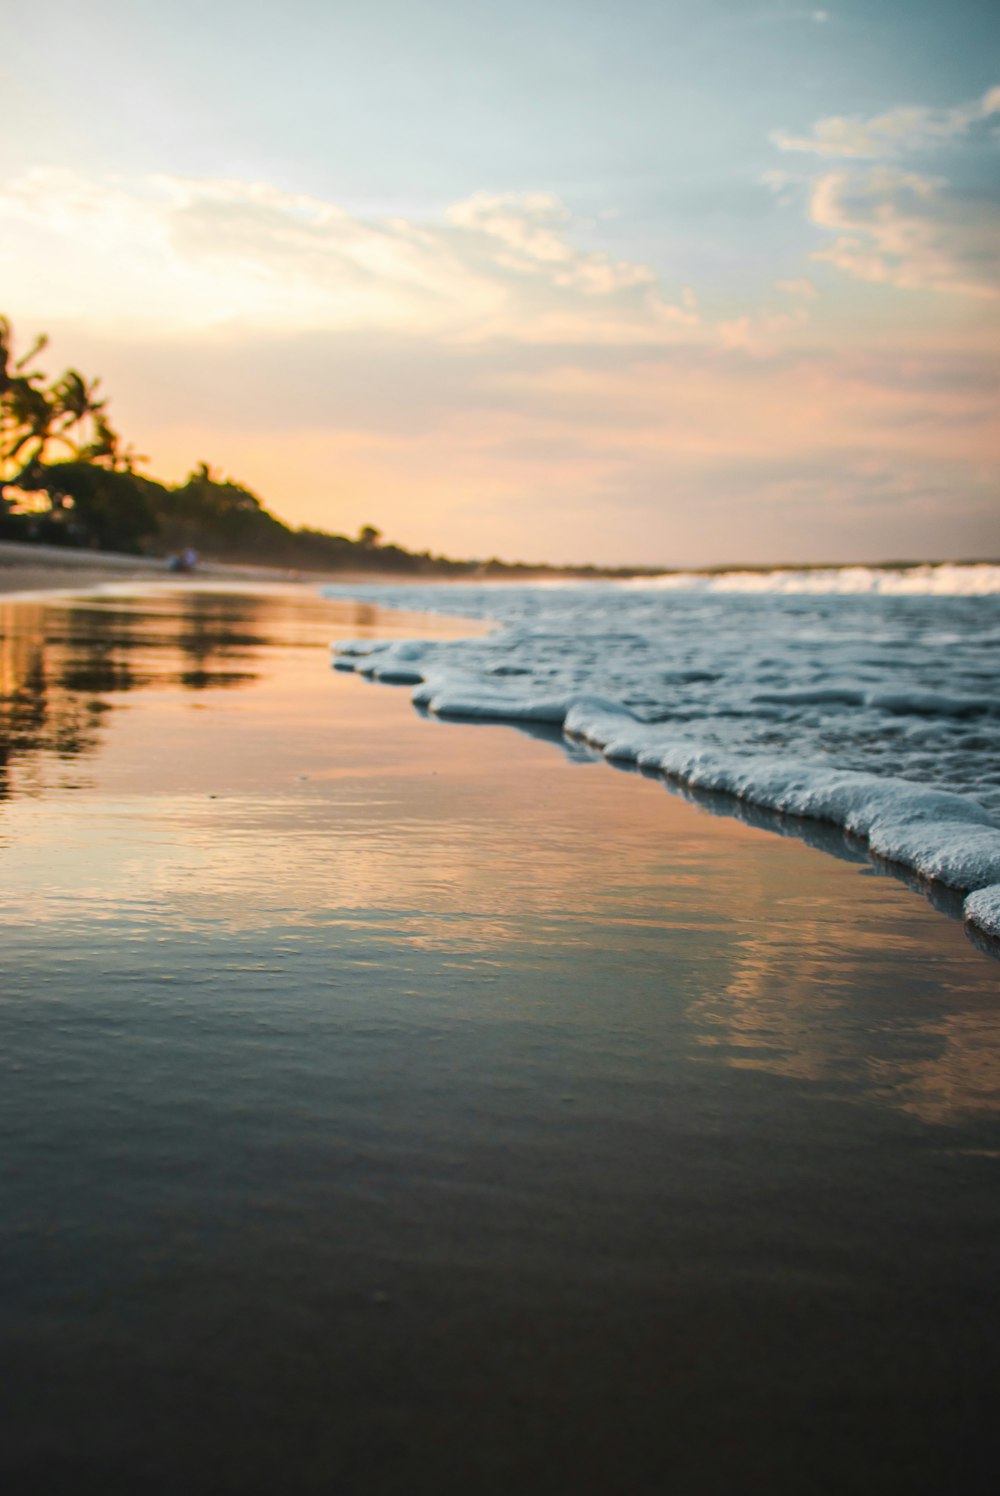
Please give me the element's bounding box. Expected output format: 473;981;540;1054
3;0;998;566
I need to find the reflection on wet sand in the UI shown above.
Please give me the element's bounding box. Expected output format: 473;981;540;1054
0;588;462;799
661;761;1000;1125
688;877;1000;1126
1;608;105;796
0;592;270;797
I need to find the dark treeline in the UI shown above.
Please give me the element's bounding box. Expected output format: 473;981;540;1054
0;316;652;579
0;315;457;573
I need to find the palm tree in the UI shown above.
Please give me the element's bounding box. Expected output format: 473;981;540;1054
47;369;119;465
0;316;54;495
1;318;132;507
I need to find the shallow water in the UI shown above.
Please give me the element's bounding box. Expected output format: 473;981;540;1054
1;585;998;1494
325;581;1000;929
324;578;1000;810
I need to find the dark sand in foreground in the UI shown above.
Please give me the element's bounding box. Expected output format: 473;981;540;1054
1;584;998;1494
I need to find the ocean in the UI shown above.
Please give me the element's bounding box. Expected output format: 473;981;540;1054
326;565;1000;942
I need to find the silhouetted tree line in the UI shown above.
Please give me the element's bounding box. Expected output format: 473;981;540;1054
0;316;659;578
0;316;459;571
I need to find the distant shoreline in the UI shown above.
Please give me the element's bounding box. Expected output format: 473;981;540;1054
0;537;996;601
0;539;382;599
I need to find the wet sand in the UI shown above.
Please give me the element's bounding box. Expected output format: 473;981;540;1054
1;585;998;1494
0;538;312;601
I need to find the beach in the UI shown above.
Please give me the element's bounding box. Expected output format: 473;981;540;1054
1;579;998;1494
0;538;314;601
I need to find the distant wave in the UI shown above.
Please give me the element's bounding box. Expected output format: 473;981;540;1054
631;563;1000;596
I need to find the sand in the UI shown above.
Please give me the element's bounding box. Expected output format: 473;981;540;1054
0;537;316;600
1;582;998;1494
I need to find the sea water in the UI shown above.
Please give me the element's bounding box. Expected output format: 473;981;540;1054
2;585;999;1494
325;566;1000;940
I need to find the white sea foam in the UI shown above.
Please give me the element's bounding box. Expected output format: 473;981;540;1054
630;563;1000;596
325;571;1000;944
964;884;1000;940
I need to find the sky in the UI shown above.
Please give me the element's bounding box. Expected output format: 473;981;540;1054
2;0;998;566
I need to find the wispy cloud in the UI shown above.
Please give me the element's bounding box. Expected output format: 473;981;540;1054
767;84;1000;300
0;169;697;346
809;168;1000;299
771;84;1000;158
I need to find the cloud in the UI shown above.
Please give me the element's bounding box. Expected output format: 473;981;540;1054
767;84;1000;301
809;168;1000;298
716;306;810;354
0;169;697;347
1;163;995;564
775;277;819;298
446;192;657;294
772;84;1000;158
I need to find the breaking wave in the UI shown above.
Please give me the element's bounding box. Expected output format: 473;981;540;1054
324;574;1000;946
